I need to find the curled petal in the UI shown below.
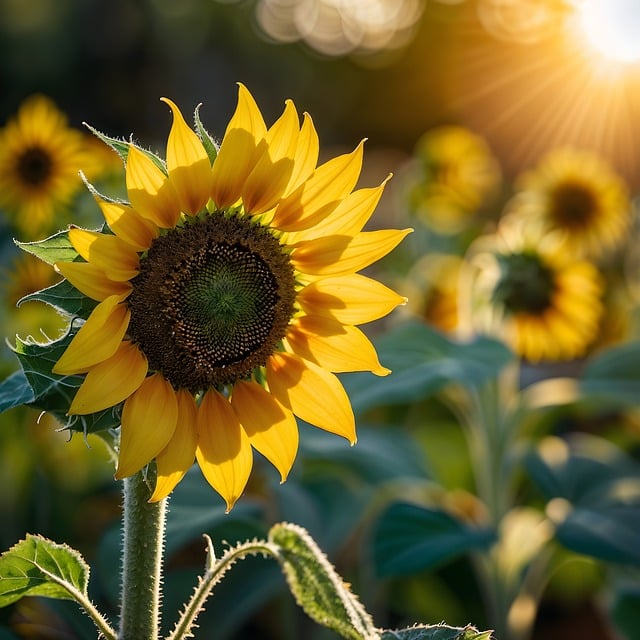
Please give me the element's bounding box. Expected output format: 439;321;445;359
297;274;407;324
266;352;355;444
150;389;198;502
55;261;132;301
68;341;148;415
53;295;130;375
196;390;253;512
69;228;139;281
126;145;181;228
285;316;390;376
97;199;158;251
231;380;298;482
162;97;213;214
211;83;267;210
115;374;179;479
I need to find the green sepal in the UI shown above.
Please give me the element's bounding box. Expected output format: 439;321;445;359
381;624;493;640
18;278;98;320
194;103;219;165
0;534;89;607
84;123;167;174
269;522;378;640
15;229;79;266
9;331;121;433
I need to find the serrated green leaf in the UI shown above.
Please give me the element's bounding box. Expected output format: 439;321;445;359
0;369;35;413
381;624;492;640
15;229;79;266
0;534;89;607
373;503;496;576
85;124;167;173
194;103;219;165
345;321;514;413
270;522;378;640
18;277;98;319
12;332;121;433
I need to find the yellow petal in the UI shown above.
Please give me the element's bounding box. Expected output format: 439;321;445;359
150;389;198;502
53;296;130;375
97;199;158;251
231;380;298;482
298;274;407;324
126;145;181;228
292;228;412;276
242;99;298;214
115;374;179;479
271;141;364;231
266;352;355;443
289;177;391;243
285;316;390;376
283;112;319;197
211;84;267;210
196;390;253;512
161;97;213;215
69;341;148;415
55;261;132;301
69;228;140;281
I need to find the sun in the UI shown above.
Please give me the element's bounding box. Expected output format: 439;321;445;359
575;0;640;64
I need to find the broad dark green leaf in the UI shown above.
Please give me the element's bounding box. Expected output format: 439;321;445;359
373;502;496;576
0;370;35;413
381;625;493;640
11;333;121;433
346;321;514;413
579;341;640;406
18;277;98;320
0;534;89;607
15;230;79;266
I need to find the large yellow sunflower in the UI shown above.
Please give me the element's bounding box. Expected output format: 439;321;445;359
509;148;630;260
0;95;94;237
460;216;603;362
51;84;410;510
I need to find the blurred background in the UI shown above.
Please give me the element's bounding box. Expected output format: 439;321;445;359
2;1;640;639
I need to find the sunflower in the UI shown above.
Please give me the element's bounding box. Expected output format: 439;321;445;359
461;215;603;362
407;125;501;234
0;95;96;237
50;85;410;510
509;148;630;260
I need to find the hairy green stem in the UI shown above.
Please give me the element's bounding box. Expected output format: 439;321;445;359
119;467;166;640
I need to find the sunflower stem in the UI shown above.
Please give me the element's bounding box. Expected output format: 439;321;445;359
119;467;166;640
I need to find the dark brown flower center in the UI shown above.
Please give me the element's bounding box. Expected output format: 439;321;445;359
549;182;597;229
126;214;296;391
492;251;555;314
17;146;53;187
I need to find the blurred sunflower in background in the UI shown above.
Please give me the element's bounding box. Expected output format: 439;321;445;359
460;215;604;362
0;95;107;238
50;84;409;510
405;125;501;234
507;148;631;260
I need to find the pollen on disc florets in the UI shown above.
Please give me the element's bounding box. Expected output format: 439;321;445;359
126;212;297;391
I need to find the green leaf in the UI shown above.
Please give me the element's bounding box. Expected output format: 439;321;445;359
18;277;98;319
0;534;89;607
345;321;514;413
579;340;640;406
84;124;167;173
15;229;79;266
194;103;219;165
373;503;496;576
269;522;378;640
11;332;121;433
0;370;35;412
381;624;492;640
